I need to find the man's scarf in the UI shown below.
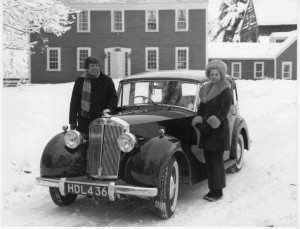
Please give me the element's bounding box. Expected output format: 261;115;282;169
81;71;100;118
200;80;231;103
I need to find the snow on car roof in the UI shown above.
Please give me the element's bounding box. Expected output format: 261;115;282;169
120;70;208;83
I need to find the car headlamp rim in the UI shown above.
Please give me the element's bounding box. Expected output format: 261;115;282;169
117;133;137;153
64;130;83;149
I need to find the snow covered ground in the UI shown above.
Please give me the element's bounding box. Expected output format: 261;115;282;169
1;79;298;227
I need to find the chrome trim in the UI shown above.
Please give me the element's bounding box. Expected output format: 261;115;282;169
36;177;60;188
194;83;201;112
36;177;158;199
115;186;158;197
59;178;67;196
108;182;115;201
111;116;130;133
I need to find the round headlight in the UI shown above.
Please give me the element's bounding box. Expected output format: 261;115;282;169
117;133;137;153
64;130;83;149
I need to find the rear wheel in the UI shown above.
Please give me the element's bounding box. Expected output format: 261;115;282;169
49;187;77;206
228;134;244;173
154;156;179;219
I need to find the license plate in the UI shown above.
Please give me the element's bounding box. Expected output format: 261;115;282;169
66;183;108;197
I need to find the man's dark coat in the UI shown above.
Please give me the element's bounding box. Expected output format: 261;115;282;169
69;71;118;133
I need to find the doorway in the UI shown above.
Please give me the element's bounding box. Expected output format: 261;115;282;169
104;47;131;79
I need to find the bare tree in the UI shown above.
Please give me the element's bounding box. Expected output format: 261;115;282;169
209;0;248;42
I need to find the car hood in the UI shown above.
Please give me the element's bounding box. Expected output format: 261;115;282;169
113;108;194;140
115;109;192;125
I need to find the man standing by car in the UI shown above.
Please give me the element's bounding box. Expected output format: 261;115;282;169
69;56;118;134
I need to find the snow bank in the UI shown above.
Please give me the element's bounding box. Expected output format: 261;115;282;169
1;79;298;227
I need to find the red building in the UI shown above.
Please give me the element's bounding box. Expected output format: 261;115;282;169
29;0;208;83
209;31;297;80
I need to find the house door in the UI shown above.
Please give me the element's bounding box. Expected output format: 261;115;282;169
104;47;131;79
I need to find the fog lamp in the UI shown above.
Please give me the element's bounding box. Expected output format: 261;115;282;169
117;133;137;153
64;130;83;149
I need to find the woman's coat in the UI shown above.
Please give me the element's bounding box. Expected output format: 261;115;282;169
196;81;233;151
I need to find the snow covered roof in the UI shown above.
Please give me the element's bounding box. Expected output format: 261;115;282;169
66;0;205;2
208;42;283;59
209;31;297;59
64;0;208;10
253;0;297;26
257;36;270;43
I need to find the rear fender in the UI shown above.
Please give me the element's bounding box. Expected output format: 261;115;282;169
128;135;182;187
40;132;86;177
231;116;251;155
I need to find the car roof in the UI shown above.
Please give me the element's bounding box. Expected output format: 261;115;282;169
120;70;208;83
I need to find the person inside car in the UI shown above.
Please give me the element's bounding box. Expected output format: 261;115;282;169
161;81;182;105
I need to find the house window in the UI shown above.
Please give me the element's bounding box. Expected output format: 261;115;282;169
231;62;242;79
112;10;124;32
77;11;90;32
77;48;91;71
254;62;264;79
175;47;189;70
47;48;61;71
146;10;158;32
176;9;188;31
145;47;159;71
282;62;292;79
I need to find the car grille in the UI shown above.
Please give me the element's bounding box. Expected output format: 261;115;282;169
87;118;124;179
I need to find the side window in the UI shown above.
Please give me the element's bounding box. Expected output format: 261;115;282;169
175;47;189;70
231;62;241;79
111;10;124;32
77;11;90;32
145;47;159;71
282;62;292;79
175;9;188;31
254;62;264;79
146;10;159;32
77;48;91;71
47;48;61;71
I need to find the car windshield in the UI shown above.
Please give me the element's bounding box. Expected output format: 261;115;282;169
118;80;199;110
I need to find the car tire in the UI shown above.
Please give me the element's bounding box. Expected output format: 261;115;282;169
227;133;244;173
154;156;179;219
49;187;77;206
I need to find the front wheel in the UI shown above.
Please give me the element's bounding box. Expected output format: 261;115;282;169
154;156;179;219
227;133;244;173
49;187;77;206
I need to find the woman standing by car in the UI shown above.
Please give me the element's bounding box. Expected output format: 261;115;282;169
192;59;233;202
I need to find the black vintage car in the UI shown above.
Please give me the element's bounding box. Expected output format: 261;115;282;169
36;70;250;218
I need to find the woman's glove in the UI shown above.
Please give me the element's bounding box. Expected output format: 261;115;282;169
192;116;203;127
207;115;221;129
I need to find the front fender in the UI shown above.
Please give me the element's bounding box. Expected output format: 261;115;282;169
129;135;181;187
40;132;86;178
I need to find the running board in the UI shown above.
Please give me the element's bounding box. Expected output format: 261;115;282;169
224;159;236;169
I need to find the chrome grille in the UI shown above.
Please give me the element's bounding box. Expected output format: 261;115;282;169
87;118;125;179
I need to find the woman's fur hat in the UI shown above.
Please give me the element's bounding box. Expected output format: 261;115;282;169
205;59;228;80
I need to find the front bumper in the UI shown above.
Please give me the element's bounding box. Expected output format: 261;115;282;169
36;176;158;201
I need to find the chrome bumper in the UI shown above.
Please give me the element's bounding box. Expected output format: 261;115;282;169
36;177;158;201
